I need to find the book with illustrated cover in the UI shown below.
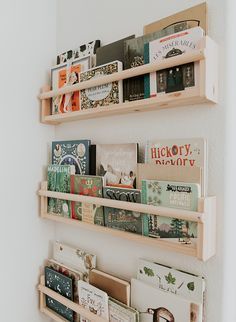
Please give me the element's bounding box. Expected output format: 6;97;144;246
109;298;139;322
78;280;109;322
144;27;204;98
52;140;91;175
80;61;123;109
145;138;207;196
70;175;104;225
103;186;148;236
45;266;74;321
47;164;75;217
96;143;138;188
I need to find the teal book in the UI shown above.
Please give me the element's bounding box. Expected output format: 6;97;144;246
103;186;149;236
141;180;200;242
47;164;75;217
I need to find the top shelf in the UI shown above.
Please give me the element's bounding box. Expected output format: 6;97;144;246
40;36;218;125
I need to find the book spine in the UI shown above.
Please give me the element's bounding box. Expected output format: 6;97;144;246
70;175;75;219
141;180;147;205
144;43;150;99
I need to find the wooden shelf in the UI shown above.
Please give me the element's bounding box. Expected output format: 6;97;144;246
39;182;216;261
40;36;218;124
38;275;107;322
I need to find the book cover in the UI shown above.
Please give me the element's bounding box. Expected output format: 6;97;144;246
137;259;205;304
53;241;96;281
52;140;91;175
145;138;207;195
80;61;123;109
78;280;109;322
89;269;130;306
144;27;204;98
45;266;74;321
96;143;138;188
109;298;139;322
47;164;75;217
103;186;148;236
131;278;191;322
70;175;104;225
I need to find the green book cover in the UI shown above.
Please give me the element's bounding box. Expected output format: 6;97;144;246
47;164;74;217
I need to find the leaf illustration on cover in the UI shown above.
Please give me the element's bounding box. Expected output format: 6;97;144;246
143;266;154;277
165;272;176;285
187;282;195;291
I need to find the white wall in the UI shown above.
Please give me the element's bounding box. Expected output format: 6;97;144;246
55;1;230;321
0;1;56;321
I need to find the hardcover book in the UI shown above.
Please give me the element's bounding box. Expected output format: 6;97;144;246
145;138;207;196
144;27;204;98
103;186;148;236
45;266;74;321
80;61;123;109
78;280;109;322
52;140;91;175
70;175;104;225
109;298;139;322
47;164;75;217
96;143;138;188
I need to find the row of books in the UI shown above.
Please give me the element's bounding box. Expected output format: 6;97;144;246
43;241;205;322
51;4;207;114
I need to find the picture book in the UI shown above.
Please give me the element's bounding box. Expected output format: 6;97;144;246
70;175;104;225
45;266;74;321
80;61;123;109
53;241;96;281
103;186;148;236
78;280;109;322
96;143;138;188
47;164;75;217
145;138;207;195
144;27;204;97
52;139;91;175
89;269;130;305
109;298;139;322
137;259;205;304
131;278;191;322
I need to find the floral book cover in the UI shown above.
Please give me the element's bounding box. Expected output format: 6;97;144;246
47;164;75;217
45;266;74;321
103;186;149;236
70;175;104;225
80;61;123;109
52;140;91;175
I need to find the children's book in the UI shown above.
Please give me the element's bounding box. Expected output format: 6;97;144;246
52;140;91;175
109;297;139;322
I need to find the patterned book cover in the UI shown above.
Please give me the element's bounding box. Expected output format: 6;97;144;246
96;143;138;189
78;280;109;322
80;61;123;109
45;266;74;321
52;140;91;175
145;138;207;196
109;298;139;322
144;27;204;98
47;164;75;217
70;175;104;225
103;186;148;236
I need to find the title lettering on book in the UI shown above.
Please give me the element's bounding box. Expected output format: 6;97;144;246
166;184;192;193
105;188;140;203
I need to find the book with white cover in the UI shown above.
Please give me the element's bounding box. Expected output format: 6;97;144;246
109;298;139;322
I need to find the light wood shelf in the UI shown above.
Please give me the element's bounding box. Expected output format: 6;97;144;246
39;182;216;261
40;36;218;124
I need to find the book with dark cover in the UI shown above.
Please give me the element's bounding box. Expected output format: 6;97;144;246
45;266;74;321
52;140;91;175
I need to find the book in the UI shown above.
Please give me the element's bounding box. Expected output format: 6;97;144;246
89;269;130;305
70;175;104;225
78;280;109;321
145;138;207;196
47;164;75;217
96;143;138;188
131;278;191;322
45;266;74;321
144;27;204;97
80;61;123;109
103;186;148;236
57;40;101;65
52;140;91;175
108;298;139;322
53;241;96;281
